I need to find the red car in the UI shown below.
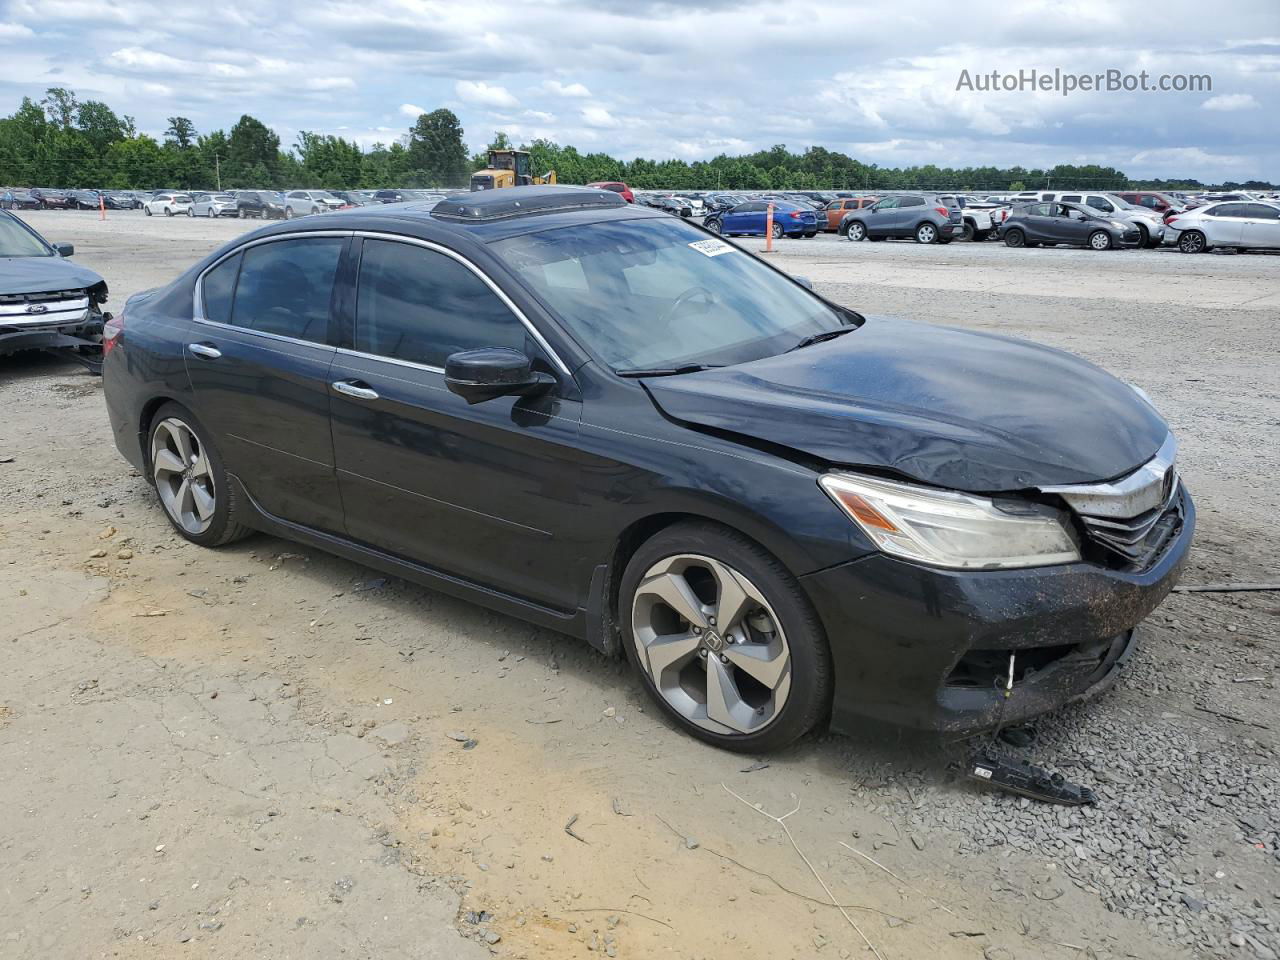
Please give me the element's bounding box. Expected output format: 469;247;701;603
586;181;634;203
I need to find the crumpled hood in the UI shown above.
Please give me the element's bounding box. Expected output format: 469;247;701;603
0;256;105;295
642;317;1168;492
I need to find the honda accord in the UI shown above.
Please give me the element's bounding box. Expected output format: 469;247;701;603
103;186;1193;751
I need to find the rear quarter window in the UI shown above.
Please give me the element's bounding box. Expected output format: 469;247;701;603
201;253;241;325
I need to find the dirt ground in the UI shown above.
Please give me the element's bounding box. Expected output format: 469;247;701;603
1;210;1276;960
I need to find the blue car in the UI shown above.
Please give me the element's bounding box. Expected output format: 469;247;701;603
705;200;818;239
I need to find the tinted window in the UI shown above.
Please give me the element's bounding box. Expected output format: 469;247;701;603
1213;203;1251;218
1028;203;1051;216
1085;196;1114;212
1246;204;1280;220
355;239;527;368
899;196;924;207
874;198;899;210
1062;194;1082;203
230;237;342;342
202;253;241;325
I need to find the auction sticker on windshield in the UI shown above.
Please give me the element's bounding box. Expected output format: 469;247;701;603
688;238;736;257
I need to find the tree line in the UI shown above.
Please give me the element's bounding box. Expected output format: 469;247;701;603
0;87;1272;194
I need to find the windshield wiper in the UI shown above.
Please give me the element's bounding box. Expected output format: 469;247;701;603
787;327;856;352
615;363;724;378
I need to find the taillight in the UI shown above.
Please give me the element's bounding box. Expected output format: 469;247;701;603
1166;216;1180;226
788;211;802;219
102;310;124;356
934;206;949;217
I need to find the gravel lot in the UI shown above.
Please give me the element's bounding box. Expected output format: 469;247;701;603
1;209;1276;960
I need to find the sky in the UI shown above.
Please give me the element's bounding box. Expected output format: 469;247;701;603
0;0;1277;181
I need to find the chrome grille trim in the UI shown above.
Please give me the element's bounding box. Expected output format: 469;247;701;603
1039;434;1182;566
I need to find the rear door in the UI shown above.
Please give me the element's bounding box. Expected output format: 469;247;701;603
1020;203;1053;241
329;236;585;610
185;234;347;533
1241;203;1280;249
894;196;925;235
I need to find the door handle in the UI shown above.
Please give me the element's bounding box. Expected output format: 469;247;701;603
331;380;379;401
187;342;222;359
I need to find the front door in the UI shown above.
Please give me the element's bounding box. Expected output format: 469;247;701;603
328;236;586;611
863;197;898;236
185;235;347;533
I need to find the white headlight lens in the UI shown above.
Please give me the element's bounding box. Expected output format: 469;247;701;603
819;473;1081;570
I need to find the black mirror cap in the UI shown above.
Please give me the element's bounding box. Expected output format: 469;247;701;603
793;275;814;290
54;242;74;257
444;347;554;405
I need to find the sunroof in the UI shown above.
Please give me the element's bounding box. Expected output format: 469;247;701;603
431;185;626;222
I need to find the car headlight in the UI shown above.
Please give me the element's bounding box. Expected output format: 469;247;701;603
1112;221;1127;230
819;473;1081;570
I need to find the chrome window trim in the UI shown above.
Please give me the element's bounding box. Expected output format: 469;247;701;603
192;229;571;376
353;231;572;376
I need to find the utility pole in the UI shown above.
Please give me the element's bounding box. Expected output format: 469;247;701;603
215;154;221;191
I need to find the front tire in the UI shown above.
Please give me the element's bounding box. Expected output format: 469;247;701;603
915;222;938;244
620;522;831;752
164;207;173;217
187;207;194;217
1179;230;1207;253
145;206;153;216
706;219;722;234
1089;230;1113;251
846;221;866;242
147;403;253;548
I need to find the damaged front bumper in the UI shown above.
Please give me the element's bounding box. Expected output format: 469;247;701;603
802;485;1194;736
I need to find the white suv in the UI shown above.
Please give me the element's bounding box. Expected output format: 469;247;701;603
143;192;193;217
284;190;345;218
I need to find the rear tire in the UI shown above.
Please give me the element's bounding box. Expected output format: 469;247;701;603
620;522;832;752
974;229;991;241
770;223;783;240
915;222;938;244
145;207;153;216
285;207;294;220
961;222;975;241
1178;231;1206;253
146;402;253;548
164;207;173;216
1004;228;1025;248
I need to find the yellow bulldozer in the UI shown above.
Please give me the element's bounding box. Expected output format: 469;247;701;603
470;149;557;191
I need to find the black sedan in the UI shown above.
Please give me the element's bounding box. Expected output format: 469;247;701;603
103;186;1192;751
2;189;43;210
999;201;1141;250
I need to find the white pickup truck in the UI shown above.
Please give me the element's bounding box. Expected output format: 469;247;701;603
940;195;1007;241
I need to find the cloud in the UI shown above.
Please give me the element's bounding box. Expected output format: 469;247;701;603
581;106;619;128
0;21;34;38
399;103;426;118
1201;93;1259;112
455;80;519;108
543;79;592;98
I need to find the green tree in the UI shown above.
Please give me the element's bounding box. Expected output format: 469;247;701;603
227;114;280;185
406;109;468;187
76;100;127;154
165;117;197;150
40;87;79;128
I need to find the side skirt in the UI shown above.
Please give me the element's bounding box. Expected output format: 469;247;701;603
227;474;591;641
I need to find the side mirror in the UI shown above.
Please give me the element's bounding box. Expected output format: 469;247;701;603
794;276;815;290
1072;212;1086;221
54;242;74;257
445;347;555;405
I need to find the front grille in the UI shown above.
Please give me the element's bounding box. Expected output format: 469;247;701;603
0;289;92;327
1041;433;1183;570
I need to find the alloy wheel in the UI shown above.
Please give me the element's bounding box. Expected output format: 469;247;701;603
151;418;216;536
631;554;791;736
1180;231;1205;254
848;222;865;241
916;223;936;243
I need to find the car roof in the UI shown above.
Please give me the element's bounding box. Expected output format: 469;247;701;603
247;185;667;246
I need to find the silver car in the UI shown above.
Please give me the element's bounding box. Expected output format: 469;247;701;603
1169;200;1280;254
283;190;345;218
189;192;238;218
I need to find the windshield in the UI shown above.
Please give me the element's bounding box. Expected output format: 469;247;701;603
0;214;53;258
494;216;851;371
